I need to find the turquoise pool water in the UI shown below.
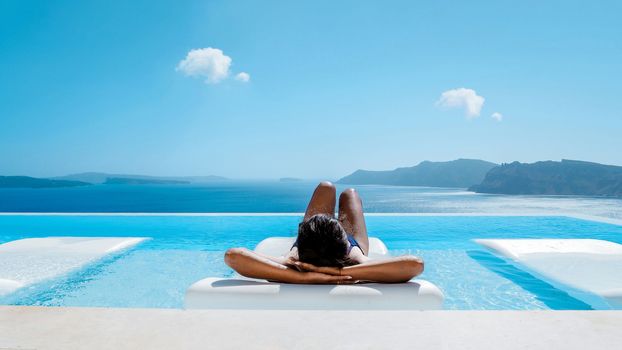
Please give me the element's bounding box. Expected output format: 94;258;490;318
1;214;621;310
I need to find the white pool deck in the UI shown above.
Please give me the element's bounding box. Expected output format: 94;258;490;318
1;306;621;349
1;212;622;348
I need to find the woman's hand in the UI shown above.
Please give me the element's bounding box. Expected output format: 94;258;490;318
284;259;353;284
283;257;303;271
299;271;354;284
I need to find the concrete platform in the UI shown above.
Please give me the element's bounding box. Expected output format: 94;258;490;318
1;306;621;349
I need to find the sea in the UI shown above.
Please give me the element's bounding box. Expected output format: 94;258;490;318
1;181;621;218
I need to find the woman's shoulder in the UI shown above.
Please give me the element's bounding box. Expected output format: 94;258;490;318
348;248;370;264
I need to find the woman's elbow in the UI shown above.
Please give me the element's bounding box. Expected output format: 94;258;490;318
401;255;424;279
224;247;248;269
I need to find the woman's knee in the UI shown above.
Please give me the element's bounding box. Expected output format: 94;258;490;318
314;181;336;197
318;181;335;190
339;188;360;202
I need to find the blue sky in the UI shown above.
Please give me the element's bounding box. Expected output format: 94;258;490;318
1;0;621;179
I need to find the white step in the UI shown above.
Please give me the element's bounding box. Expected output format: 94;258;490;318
475;239;622;309
0;237;147;296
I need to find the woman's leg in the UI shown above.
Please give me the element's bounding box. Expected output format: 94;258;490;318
303;182;336;221
338;188;369;255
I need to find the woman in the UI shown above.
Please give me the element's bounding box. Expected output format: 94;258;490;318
225;182;424;284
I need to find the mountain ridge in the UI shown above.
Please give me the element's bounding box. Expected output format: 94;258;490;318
337;159;498;188
470;159;622;197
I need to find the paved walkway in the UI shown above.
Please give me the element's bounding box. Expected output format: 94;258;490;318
1;306;621;349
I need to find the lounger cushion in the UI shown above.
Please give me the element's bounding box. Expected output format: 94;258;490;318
185;277;443;310
476;239;622;309
185;237;444;310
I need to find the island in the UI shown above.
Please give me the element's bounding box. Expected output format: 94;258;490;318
337;159;498;188
279;177;303;182
53;172;227;184
103;177;190;185
0;176;91;188
469;159;622;197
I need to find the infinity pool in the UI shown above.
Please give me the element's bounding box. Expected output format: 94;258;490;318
1;214;621;309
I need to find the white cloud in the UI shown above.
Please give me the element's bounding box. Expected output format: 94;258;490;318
235;72;250;82
176;48;232;84
436;88;485;118
491;112;503;122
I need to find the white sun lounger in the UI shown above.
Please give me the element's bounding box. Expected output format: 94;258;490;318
0;237;147;296
185;237;444;310
475;239;622;309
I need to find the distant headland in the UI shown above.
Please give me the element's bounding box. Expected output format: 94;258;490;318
337;159;498;188
470;159;622;197
0;176;90;189
338;158;622;197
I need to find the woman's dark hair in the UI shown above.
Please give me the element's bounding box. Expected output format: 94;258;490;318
296;214;354;268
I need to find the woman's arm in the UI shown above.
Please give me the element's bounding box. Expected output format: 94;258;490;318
294;255;424;283
224;248;353;284
343;256;423;283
